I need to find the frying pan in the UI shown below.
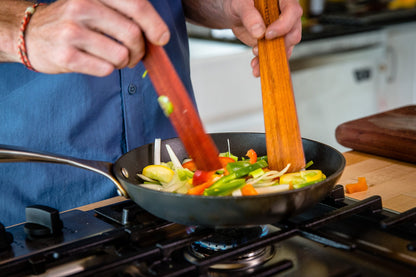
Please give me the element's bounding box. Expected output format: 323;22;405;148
0;133;345;227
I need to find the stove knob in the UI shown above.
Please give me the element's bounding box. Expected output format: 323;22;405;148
24;205;63;238
0;222;13;251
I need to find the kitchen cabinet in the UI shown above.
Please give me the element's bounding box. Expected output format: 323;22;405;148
289;30;386;151
378;21;416;110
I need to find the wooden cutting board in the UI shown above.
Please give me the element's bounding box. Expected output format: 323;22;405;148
339;151;416;213
335;105;416;163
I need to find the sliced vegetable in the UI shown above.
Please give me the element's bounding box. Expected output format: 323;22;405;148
187;176;217;195
137;173;159;183
226;160;251;173
255;184;291;194
219;156;236;168
142;70;148;79
182;160;197;171
157;95;173;117
192;170;215;186
280;170;326;189
241;184;258;196
138;143;326;197
304;160;314;169
345;177;368;194
233;159;268;178
140;184;163;191
219;152;238;162
177;168;194;181
154;138;161;165
142;165;174;183
165;144;182;169
204;160;268;196
249;168;264;178
246;149;257;164
204;178;246;196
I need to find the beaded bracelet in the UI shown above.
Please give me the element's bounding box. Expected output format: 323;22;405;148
17;3;42;71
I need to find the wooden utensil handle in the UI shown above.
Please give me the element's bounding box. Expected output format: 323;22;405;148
142;42;222;171
254;0;305;171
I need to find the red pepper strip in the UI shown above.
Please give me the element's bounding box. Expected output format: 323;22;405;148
345;177;368;194
241;184;258;196
219;156;235;167
219;156;235;175
246;149;257;164
192;170;215;186
187;178;216;195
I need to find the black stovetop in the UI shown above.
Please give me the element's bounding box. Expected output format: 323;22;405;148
1;185;416;276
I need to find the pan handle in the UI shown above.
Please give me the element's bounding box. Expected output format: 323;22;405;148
0;145;128;197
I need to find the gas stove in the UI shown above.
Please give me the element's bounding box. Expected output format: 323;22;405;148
1;185;416;276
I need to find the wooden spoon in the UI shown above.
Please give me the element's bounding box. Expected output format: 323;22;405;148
142;42;222;171
254;0;305;171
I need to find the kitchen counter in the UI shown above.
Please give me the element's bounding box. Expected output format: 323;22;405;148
77;151;416;214
339;151;416;213
303;8;416;41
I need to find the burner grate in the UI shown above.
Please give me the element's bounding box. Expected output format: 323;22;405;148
2;186;416;276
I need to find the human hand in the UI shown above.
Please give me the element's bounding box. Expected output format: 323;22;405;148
25;0;170;76
223;0;303;77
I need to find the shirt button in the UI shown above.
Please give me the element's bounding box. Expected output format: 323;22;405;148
128;84;137;95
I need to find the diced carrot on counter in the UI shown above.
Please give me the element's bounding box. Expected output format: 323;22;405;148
345;177;368;194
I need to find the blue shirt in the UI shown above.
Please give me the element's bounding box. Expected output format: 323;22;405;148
0;0;195;226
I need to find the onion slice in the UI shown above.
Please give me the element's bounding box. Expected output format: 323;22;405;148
256;184;290;194
154;138;161;165
166;144;183;169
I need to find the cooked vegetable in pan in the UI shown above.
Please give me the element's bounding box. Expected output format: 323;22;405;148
137;141;326;196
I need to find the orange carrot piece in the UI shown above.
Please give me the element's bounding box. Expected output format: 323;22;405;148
187;181;215;195
345;177;368;194
182;160;197;171
241;184;258;196
188;174;217;195
246;149;257;164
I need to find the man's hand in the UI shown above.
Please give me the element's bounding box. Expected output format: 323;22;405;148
222;0;303;77
26;0;170;76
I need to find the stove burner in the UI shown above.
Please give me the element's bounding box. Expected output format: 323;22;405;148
184;226;274;271
191;226;268;252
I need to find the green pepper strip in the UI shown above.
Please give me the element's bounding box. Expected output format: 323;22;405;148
257;155;268;161
211;179;246;196
204;159;268;196
292;177;326;189
226;160;251;173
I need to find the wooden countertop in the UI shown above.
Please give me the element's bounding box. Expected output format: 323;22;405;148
340;151;416;213
77;151;416;213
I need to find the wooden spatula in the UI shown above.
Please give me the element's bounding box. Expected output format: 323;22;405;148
254;0;305;172
142;42;222;171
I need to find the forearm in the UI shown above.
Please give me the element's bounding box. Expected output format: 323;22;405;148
181;0;232;29
0;0;33;62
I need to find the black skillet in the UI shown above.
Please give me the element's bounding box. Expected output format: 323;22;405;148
0;132;345;227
